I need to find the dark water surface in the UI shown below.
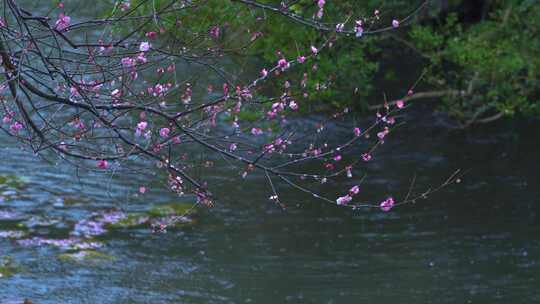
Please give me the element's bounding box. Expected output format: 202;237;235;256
1;109;539;304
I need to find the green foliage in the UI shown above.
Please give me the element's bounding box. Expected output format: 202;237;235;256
409;1;539;122
122;0;538;123
242;1;411;110
123;0;421;111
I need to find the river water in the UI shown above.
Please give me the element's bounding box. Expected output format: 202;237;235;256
1;106;539;303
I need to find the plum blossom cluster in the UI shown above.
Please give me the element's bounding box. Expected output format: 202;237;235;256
0;0;449;224
54;13;70;31
336;185;360;206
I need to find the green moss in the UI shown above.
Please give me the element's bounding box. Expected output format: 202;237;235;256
150;215;198;229
61;196;91;206
0;175;27;191
148;203;196;218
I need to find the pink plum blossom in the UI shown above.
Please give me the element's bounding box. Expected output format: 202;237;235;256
137;121;148;131
377;130;388;140
346;166;353;178
135;121;147;136
251;128;263;136
139;41;151;52
354;127;361;137
361;153;372;161
289;100;298;110
355;20;364;37
336;195;352;206
380;197;395;211
316;8;324;19
97;159;109;169
278;58;289;70
10;121;23;132
119;1;130;11
349;185;360;195
55;13;71;31
396;100;405;108
159;127;170;138
209;26;220;39
111;89;121;98
121;57;134;67
392;20;400;28
136;52;147;63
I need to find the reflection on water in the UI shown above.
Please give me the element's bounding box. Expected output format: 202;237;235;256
1;110;539;304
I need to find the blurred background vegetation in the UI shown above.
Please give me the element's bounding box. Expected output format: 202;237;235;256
127;0;539;127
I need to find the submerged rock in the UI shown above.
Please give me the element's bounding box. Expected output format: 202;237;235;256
150;215;197;229
16;237;103;250
0;175;27;189
72;219;108;237
0;230;28;239
72;210;127;237
106;203;198;231
106;213;149;229
0;175;26;202
147;203;198;229
148;203;196;217
0;256;19;278
53;195;91;207
58;250;114;264
18;216;63;229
